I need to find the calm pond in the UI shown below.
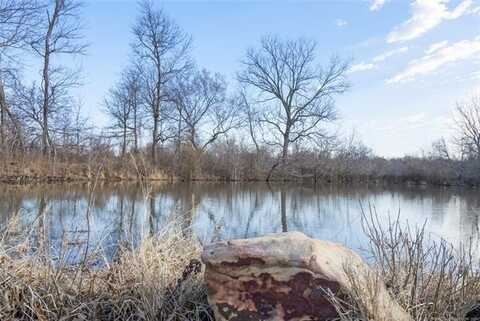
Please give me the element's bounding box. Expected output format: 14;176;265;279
0;182;479;260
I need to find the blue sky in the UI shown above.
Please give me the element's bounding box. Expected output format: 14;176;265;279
58;0;480;157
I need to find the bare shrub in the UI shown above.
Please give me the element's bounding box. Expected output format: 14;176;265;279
328;205;480;321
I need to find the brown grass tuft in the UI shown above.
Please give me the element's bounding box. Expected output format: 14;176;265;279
0;219;212;321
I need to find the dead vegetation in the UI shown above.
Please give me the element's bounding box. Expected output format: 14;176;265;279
0;152;174;184
0;213;212;321
328;205;480;321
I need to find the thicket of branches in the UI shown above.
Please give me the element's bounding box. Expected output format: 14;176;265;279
0;0;478;185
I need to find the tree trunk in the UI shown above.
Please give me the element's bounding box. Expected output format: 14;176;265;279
266;128;290;182
281;130;290;165
40;3;58;157
248;115;260;175
151;114;158;164
266;162;279;182
41;41;51;156
0;80;6;149
152;60;162;166
133;107;138;153
121;124;127;158
190;126;197;150
279;128;291;180
174;118;182;175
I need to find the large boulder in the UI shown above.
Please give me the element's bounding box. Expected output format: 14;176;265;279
201;232;412;321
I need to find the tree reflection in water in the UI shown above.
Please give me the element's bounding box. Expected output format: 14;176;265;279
0;182;478;260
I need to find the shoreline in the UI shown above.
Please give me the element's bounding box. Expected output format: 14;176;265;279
0;173;478;189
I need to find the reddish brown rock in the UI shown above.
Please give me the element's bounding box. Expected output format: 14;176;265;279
201;232;412;321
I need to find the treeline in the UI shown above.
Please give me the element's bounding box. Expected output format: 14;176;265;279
0;1;478;186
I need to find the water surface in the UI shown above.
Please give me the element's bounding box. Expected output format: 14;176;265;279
0;182;479;260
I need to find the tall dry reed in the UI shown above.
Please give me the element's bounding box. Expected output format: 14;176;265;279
328;204;480;321
0;204;212;321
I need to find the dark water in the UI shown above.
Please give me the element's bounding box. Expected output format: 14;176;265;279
0;182;479;260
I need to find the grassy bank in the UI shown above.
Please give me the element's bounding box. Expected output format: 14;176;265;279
0;218;212;321
1;207;480;320
0;154;175;184
2;154;480;189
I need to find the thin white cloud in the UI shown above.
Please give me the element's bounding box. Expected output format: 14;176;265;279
349;47;409;73
373;46;409;63
349;62;376;73
425;40;449;54
387;0;473;43
387;37;480;84
407;112;426;123
335;19;348;27
370;0;390;11
471;6;480;14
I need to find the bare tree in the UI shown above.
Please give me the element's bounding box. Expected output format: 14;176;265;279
30;0;86;156
138;63;177;151
430;138;450;160
241;92;260;155
453;96;480;160
0;71;24;152
105;82;131;157
68;101;92;155
132;0;191;164
238;35;349;180
0;0;41;150
11;81;44;148
172;69;239;151
104;67;143;158
0;0;40;50
124;66;143;153
12;78;79;154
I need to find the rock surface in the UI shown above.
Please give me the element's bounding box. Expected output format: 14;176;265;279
202;232;412;321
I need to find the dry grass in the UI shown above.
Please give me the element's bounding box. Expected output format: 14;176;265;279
0;156;205;321
0;214;212;321
328;204;480;321
2;181;480;321
0;152;174;184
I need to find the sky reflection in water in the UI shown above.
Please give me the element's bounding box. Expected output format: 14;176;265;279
0;182;478;261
